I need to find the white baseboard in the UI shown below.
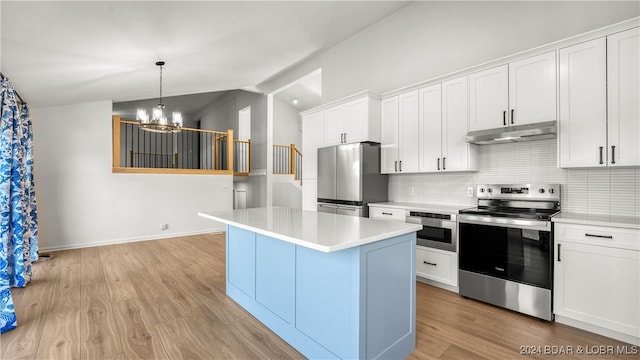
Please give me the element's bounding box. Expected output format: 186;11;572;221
416;276;459;294
555;315;640;346
39;227;226;253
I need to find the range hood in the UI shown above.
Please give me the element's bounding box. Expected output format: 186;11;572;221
465;120;557;145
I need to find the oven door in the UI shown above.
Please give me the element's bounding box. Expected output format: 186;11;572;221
458;215;553;289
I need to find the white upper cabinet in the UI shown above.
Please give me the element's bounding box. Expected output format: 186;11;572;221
607;27;640;167
418;78;477;173
323;105;345;146
380;97;399;174
380;91;419;174
398;91;420;173
418;84;442;172
508;51;557;126
559;28;639;168
323;95;380;146
441;76;477;172
468;65;509;131
559;38;607;167
469;51;557;131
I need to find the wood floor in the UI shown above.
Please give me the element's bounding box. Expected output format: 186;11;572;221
1;233;633;360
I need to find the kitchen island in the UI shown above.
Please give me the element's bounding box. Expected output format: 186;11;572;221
198;207;421;360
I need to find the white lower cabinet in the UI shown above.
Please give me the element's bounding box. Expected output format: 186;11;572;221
368;206;406;222
416;246;458;290
554;223;640;345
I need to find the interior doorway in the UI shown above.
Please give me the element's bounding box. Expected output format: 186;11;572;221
267;69;322;208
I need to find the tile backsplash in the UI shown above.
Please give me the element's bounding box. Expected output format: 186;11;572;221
388;139;640;217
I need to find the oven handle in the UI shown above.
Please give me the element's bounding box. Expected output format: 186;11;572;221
458;214;551;231
407;216;456;230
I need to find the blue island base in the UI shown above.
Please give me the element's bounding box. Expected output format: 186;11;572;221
226;225;416;360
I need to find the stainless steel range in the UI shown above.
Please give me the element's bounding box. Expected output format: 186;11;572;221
458;184;560;321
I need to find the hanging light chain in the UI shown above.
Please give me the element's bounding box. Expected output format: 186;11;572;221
156;60;165;107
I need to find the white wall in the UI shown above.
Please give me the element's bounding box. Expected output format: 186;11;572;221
389;140;640;217
32;101;232;251
273;97;302;149
195;90;268;208
259;1;639;101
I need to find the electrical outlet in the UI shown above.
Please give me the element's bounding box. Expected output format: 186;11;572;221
467;187;474;197
409;186;415;196
161;223;168;230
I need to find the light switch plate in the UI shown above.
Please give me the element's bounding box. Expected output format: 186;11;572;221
467;187;474;197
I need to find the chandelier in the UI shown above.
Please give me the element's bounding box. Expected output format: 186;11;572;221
136;61;183;133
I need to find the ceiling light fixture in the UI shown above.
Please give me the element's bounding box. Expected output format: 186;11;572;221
292;97;299;105
137;61;183;133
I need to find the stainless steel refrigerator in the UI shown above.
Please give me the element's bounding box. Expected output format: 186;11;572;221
317;142;388;217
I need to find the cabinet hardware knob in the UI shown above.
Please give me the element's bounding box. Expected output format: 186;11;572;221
423;261;437;266
611;145;616;164
599;146;604;164
511;109;514;124
585;233;613;239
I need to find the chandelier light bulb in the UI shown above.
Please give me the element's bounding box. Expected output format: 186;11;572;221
172;112;183;127
137;108;149;123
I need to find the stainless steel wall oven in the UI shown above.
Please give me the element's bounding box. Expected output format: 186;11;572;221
458;184;560;321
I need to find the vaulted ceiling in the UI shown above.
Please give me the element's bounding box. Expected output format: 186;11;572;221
1;1;410;108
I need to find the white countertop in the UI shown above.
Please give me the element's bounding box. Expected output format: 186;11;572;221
552;212;640;230
198;207;422;253
368;202;470;215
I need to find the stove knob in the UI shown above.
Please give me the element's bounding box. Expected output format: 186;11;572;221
487;188;493;193
539;188;545;194
480;188;485;193
549;188;555;194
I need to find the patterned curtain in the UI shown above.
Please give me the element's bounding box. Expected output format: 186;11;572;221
0;77;39;334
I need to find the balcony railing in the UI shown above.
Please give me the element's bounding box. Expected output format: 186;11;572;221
273;144;302;182
113;115;250;175
234;139;251;175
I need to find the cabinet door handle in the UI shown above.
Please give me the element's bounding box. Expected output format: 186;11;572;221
510;109;514;124
585;233;613;239
437;158;440;170
394;160;398;172
442;157;446;170
503;110;506;126
557;243;561;262
599;146;604;164
382;212;393;215
423;261;437;266
399;160;402;172
611;145;616;164
343;133;347;143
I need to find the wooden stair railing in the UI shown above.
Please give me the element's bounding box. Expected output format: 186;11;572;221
273;143;302;184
